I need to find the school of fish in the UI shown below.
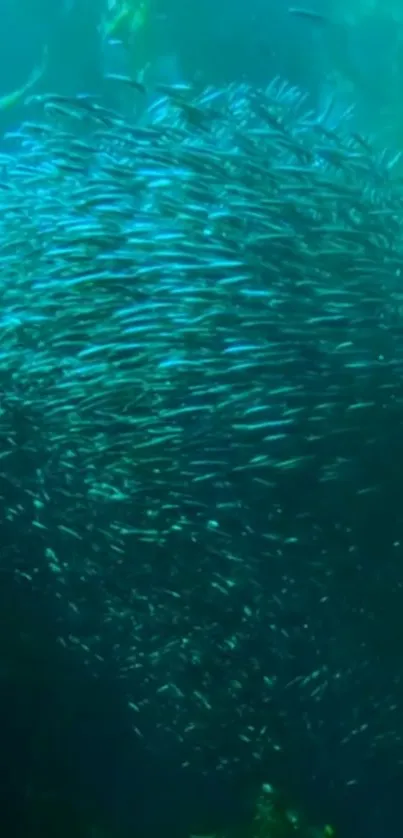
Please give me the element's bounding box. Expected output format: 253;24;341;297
2;77;403;800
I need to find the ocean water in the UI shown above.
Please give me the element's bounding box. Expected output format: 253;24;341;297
2;2;403;838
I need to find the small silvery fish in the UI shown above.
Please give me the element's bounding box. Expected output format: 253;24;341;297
2;73;403;807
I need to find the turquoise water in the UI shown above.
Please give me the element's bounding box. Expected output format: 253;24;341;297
2;3;403;838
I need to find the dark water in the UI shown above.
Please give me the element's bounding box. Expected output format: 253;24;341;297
2;2;403;837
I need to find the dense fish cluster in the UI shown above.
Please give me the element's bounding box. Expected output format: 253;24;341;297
2;78;403;788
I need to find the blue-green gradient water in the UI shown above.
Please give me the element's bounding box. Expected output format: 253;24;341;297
2;3;403;838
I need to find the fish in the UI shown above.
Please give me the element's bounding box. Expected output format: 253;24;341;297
101;0;152;97
1;74;403;832
104;71;147;95
288;7;330;25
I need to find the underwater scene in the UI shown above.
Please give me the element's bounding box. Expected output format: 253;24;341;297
2;0;403;836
